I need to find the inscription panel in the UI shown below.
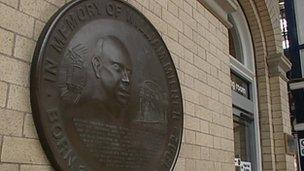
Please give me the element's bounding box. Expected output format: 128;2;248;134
30;0;183;170
74;118;163;168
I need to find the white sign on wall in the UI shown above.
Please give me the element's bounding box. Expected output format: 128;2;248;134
231;81;247;97
235;158;252;171
242;162;251;171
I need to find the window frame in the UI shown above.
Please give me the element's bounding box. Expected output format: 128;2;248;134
229;2;262;171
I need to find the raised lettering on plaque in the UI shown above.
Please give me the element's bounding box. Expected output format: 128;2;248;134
30;0;183;170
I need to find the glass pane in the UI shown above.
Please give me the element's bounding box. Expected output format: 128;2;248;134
229;30;237;58
300;50;304;77
295;0;304;45
233;115;252;162
234;121;248;160
228;28;243;63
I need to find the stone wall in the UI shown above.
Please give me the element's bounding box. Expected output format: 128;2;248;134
0;0;294;171
0;0;234;170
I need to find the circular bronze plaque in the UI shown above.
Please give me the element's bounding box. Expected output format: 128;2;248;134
30;0;183;170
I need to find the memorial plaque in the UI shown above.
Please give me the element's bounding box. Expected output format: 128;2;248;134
30;0;183;170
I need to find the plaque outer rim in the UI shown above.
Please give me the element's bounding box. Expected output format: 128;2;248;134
30;0;184;170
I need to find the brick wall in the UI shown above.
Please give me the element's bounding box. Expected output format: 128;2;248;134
0;0;62;170
0;0;294;171
0;0;235;170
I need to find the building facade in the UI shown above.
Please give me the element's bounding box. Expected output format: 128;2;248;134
284;0;304;170
0;0;295;170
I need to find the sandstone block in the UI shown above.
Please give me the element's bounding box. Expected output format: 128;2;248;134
0;28;14;56
0;163;19;171
45;0;65;7
23;114;38;138
20;0;58;22
0;81;8;107
0;108;24;136
14;35;36;62
20;165;54;171
195;132;213;147
0;0;19;8
0;3;34;37
163;10;183;32
0;55;30;86
34;20;45;41
167;1;178;16
173;157;185;171
7;85;31;113
1;136;49;164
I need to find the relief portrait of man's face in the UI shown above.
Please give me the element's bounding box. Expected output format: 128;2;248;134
59;35;134;121
91;36;133;108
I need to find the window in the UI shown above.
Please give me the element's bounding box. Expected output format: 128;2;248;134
233;114;253;162
229;2;262;171
229;25;243;63
279;1;289;49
